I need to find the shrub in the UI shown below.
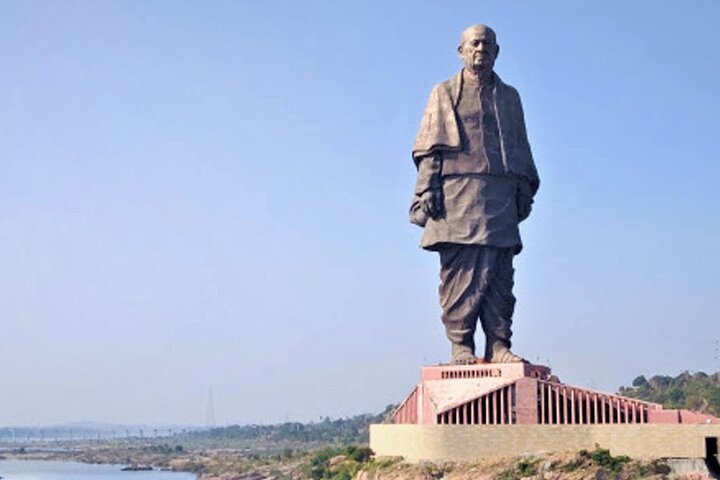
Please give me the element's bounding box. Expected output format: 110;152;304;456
346;446;373;463
303;446;377;480
499;457;539;478
579;445;629;474
516;457;539;477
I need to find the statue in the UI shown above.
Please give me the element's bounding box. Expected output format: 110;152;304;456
410;25;539;365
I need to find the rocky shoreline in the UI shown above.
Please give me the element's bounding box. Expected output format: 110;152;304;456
1;443;716;480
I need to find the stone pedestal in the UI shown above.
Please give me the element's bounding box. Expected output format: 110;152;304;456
393;363;719;426
373;363;720;462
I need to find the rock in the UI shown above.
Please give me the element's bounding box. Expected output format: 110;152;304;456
121;465;153;471
329;455;348;468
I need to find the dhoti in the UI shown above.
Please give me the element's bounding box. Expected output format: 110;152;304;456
438;245;516;360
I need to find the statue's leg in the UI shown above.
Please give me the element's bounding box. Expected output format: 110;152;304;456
439;245;489;365
479;248;523;363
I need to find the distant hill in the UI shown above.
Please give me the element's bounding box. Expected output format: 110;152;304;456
618;371;720;416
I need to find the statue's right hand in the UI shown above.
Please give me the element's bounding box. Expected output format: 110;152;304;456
420;188;444;219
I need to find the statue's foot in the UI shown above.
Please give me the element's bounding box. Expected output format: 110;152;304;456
487;342;525;363
452;351;478;365
451;343;477;365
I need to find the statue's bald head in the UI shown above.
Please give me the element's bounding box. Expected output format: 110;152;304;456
458;24;499;75
460;24;497;45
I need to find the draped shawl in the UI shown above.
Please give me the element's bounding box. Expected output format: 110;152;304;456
412;71;539;193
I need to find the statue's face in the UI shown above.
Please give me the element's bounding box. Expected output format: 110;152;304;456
458;25;499;73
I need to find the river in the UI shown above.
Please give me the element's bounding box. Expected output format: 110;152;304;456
0;460;197;480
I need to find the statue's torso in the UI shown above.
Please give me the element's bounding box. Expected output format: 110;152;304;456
419;72;521;252
442;72;505;176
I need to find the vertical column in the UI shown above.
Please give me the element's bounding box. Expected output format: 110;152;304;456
579;390;584;424
493;391;499;424
554;386;560;424
499;389;504;424
484;395;489;425
593;395;598;424
585;392;591;424
623;400;628;424
579;391;584;424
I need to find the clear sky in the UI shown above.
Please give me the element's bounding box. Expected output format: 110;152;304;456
1;0;719;426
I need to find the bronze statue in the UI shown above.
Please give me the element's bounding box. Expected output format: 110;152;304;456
410;25;539;365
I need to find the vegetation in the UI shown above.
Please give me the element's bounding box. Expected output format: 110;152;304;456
618;370;720;415
4;439;681;479
183;406;396;449
558;445;670;478
498;456;539;479
303;446;374;480
577;445;630;474
145;443;184;454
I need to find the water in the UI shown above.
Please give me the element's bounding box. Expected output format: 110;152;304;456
0;461;197;480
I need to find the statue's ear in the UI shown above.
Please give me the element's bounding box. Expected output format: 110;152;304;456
457;44;463;55
494;44;500;59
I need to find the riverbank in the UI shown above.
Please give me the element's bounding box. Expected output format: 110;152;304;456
0;443;309;480
0;442;714;479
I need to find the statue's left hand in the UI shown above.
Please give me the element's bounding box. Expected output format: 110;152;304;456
420;188;444;220
517;194;532;222
517;179;534;222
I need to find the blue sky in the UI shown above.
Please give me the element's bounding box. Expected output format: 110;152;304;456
1;0;719;426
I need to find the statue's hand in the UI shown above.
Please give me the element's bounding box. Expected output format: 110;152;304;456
420;187;444;219
517;178;534;222
517;193;533;222
410;155;444;226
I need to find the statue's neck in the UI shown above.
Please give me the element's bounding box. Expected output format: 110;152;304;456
463;67;494;86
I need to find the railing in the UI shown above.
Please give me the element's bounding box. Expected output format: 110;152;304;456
537;380;651;424
440;368;503;380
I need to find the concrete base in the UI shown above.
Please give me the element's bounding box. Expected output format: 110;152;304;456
370;424;720;462
666;458;717;477
382;363;720;465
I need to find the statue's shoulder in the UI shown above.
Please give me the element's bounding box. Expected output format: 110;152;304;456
437;75;457;91
494;74;522;100
425;72;461;104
